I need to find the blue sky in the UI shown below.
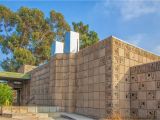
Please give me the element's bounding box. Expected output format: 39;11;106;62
0;0;160;70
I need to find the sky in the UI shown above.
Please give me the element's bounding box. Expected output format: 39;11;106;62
0;0;160;70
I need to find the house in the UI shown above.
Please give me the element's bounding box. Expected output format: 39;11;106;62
1;31;160;119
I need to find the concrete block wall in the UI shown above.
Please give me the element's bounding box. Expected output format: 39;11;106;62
111;37;160;119
50;54;76;112
20;36;160;119
26;38;113;119
29;63;50;106
18;65;37;105
21;81;30;105
130;61;160;120
75;39;112;118
28;54;76;113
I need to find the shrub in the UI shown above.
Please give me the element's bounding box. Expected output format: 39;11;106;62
0;83;13;115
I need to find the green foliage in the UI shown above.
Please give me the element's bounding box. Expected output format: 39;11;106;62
72;21;99;49
1;58;19;72
0;83;13;106
49;10;70;41
0;5;99;72
0;6;69;71
14;48;35;65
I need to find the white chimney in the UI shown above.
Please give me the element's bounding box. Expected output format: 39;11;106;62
51;41;64;56
64;31;79;53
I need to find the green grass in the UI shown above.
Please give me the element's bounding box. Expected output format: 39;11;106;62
0;72;30;80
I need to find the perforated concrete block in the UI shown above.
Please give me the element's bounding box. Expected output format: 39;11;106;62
130;92;137;100
146;72;156;81
24;36;160;120
147;90;156;99
147;110;156;119
139;82;146;91
156;81;160;90
131;74;138;83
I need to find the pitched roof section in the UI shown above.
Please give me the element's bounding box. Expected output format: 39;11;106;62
0;72;30;80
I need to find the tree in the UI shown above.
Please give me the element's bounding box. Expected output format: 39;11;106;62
0;5;99;72
72;21;99;49
49;10;70;42
0;83;13;115
0;6;70;71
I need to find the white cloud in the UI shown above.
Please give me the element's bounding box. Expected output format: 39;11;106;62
120;0;160;20
128;39;141;46
94;0;160;21
125;34;146;46
153;45;160;55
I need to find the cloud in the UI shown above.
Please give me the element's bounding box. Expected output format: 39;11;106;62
153;45;160;55
124;34;160;56
124;34;146;46
94;0;160;21
128;39;141;46
120;0;160;20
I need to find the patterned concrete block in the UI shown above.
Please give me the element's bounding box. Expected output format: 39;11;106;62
19;36;160;120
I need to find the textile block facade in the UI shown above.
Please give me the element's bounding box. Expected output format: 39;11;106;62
19;36;160;119
130;61;160;119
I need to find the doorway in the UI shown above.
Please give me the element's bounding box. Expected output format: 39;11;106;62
13;89;21;106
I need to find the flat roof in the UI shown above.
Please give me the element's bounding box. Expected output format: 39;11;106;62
110;35;160;57
0;72;30;81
